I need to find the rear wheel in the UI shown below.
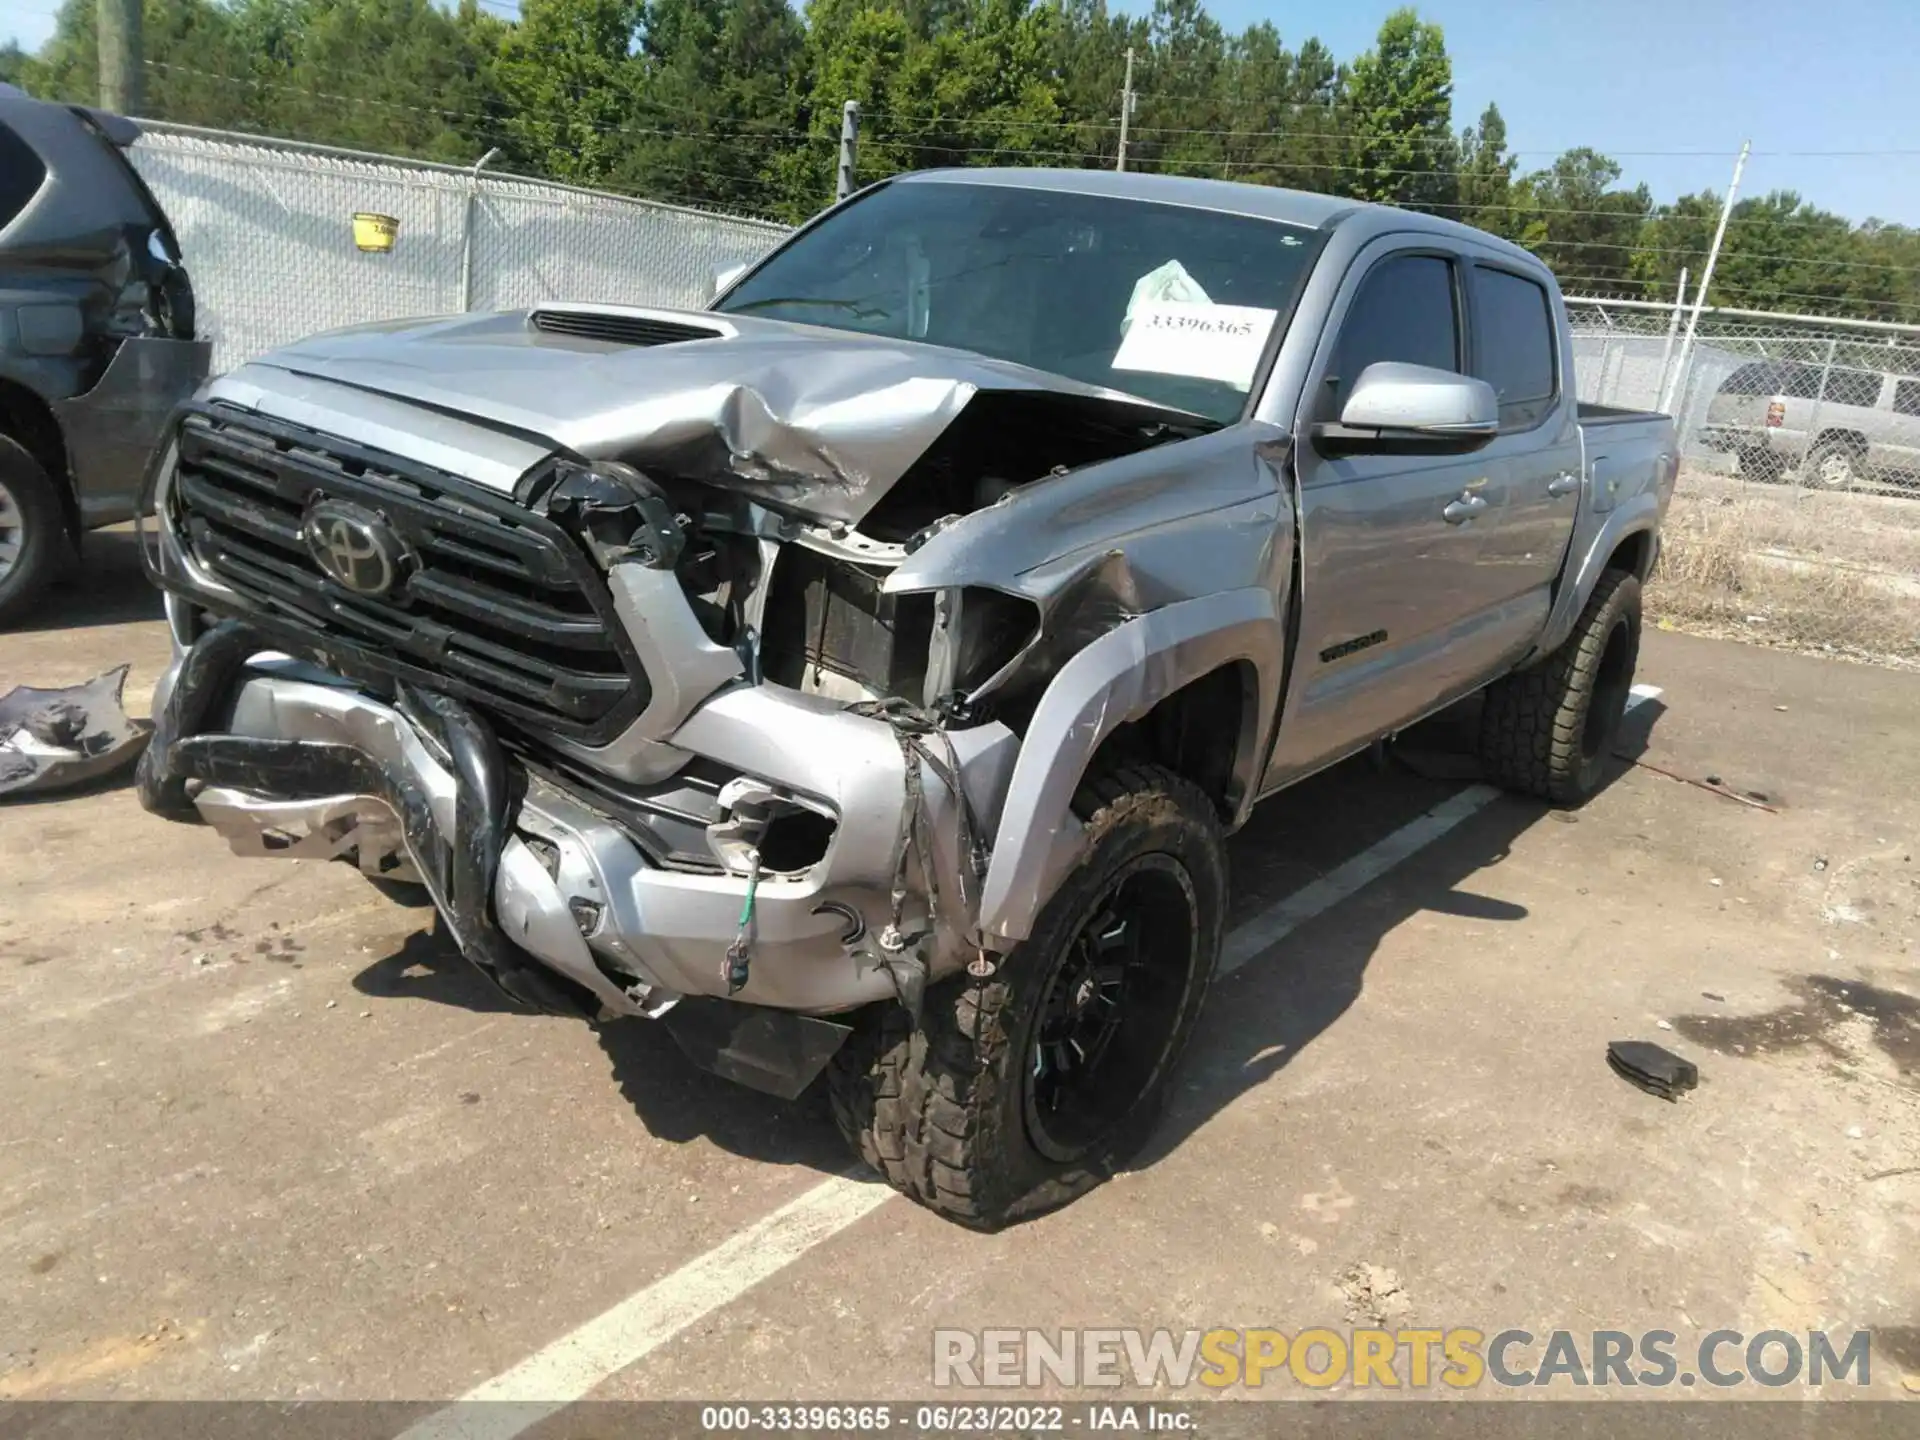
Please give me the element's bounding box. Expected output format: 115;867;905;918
1478;569;1642;805
0;435;67;628
827;763;1224;1229
1807;438;1864;491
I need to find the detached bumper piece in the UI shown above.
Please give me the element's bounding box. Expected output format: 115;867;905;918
0;665;150;799
137;621;598;1018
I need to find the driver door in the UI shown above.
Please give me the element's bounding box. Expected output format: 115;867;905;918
1262;245;1511;789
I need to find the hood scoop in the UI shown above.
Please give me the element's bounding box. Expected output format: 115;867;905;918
530;307;726;348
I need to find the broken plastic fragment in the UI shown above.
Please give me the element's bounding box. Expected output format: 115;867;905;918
1607;1040;1699;1102
0;665;150;799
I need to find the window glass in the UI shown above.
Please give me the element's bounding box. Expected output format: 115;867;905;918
1892;379;1920;418
719;180;1319;424
1328;254;1459;412
1471;266;1556;427
1822;368;1883;408
0;122;48;230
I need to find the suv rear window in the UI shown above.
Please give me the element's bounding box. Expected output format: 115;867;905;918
1822;368;1883;408
1470;266;1557;429
1720;361;1820;399
0;121;48;230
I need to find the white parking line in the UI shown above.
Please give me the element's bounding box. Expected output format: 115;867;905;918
400;683;1665;1434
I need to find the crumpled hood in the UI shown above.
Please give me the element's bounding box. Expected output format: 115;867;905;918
243;305;1204;524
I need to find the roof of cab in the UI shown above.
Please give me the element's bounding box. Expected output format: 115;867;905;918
895;167;1545;270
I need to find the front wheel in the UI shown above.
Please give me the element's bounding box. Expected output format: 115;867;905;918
827;764;1225;1229
1478;569;1642;805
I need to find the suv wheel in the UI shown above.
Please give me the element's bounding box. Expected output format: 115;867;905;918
0;435;66;628
827;763;1225;1229
1808;439;1863;490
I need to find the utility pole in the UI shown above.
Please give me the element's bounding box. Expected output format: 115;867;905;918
836;101;860;204
97;0;143;115
1663;140;1750;417
1115;48;1135;173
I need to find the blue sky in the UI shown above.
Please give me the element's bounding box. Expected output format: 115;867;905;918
7;0;1918;224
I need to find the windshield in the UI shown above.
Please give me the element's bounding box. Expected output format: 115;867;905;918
716;179;1321;424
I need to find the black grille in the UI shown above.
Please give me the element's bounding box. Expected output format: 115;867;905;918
166;406;648;741
528;308;722;347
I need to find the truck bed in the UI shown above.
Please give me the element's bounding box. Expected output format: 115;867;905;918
1578;401;1671;427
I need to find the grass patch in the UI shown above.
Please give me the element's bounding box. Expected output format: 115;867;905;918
1647;470;1920;668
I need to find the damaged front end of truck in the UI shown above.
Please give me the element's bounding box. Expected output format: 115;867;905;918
137;306;1289;1103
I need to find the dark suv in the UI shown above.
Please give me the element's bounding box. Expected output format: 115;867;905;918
0;84;209;624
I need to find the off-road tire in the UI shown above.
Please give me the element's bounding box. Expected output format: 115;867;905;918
1478;569;1641;805
0;434;66;629
827;763;1226;1229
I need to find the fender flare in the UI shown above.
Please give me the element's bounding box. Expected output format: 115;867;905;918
1530;495;1660;663
976;587;1285;946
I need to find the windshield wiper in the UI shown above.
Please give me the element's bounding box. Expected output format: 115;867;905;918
725;296;888;320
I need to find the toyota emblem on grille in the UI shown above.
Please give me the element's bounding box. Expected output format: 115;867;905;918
302;500;409;597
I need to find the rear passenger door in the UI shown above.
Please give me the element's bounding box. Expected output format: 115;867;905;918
1463;262;1582;640
1265;245;1516;788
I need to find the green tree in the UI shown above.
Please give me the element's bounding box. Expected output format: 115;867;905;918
1456;101;1514;235
1511;148;1649;293
1339;7;1455;211
495;0;644;183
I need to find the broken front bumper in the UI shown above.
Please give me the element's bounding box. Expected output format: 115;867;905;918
139;621;1018;1091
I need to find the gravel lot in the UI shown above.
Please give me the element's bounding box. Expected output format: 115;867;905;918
2;530;1916;1412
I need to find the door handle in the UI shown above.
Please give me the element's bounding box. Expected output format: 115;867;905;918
1547;471;1581;497
1442;494;1487;524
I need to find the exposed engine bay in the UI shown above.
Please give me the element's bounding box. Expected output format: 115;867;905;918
524;378;1213;731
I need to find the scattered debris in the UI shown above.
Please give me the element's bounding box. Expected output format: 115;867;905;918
1621;754;1781;811
1550;811;1579;824
1813;856;1829;872
0;666;150;799
1866;1166;1920;1182
1655;1018;1674;1030
1774;705;1788;712
1339;1263;1412;1325
1701;991;1725;1003
1710;878;1724;887
325;1000;338;1010
1607;1040;1700;1102
1845;1125;1864;1140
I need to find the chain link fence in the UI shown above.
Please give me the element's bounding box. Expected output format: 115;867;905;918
1568;297;1920;667
128;123;790;373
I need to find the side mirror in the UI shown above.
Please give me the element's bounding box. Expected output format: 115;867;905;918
712;262;748;301
1313;361;1500;457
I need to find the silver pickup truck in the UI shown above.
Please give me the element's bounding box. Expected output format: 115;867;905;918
138;169;1676;1228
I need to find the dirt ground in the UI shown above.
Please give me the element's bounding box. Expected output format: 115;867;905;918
2;530;1917;1410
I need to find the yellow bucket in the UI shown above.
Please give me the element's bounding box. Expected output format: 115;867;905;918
352;212;399;253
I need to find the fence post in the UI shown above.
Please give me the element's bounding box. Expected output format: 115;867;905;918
459;147;499;313
1666;140;1750;417
836;102;860;203
1801;335;1839;489
1655;266;1688;409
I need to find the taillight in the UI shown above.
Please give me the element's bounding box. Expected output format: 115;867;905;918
1765;399;1785;428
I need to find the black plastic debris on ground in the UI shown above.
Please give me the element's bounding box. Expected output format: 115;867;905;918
1608;1039;1700;1102
0;664;151;799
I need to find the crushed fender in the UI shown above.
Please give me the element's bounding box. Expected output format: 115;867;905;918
0;665;150;799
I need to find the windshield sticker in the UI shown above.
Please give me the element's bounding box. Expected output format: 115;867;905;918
1111;301;1279;389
